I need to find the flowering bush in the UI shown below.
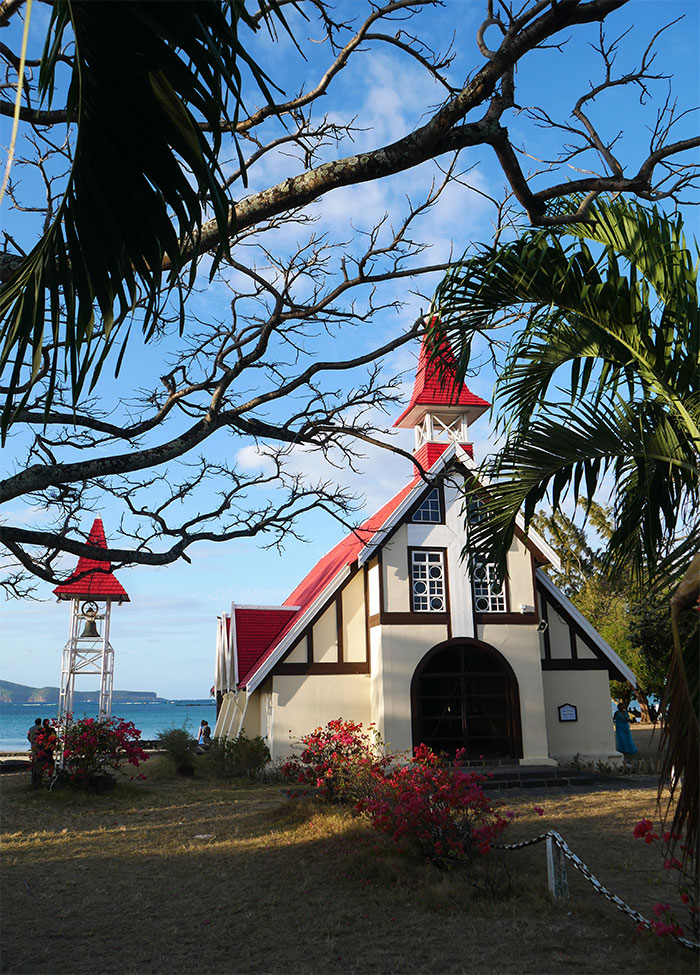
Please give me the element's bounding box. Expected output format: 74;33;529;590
50;715;149;787
281;721;513;868
359;743;513;866
633;818;698;940
280;719;388;803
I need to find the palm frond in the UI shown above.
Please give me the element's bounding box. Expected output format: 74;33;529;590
431;204;699;446
465;397;699;592
434;195;699;886
659;555;700;877
0;0;297;436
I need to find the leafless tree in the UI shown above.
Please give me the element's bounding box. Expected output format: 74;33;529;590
0;0;698;593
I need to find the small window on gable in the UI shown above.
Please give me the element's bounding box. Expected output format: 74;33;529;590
467;496;486;526
473;560;506;613
413;487;441;523
411;550;446;612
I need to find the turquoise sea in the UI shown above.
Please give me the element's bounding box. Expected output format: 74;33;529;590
0;700;217;752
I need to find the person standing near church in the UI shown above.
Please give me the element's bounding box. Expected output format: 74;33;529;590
613;701;637;758
27;718;43;786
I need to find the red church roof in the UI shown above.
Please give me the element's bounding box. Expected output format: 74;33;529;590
53;518;130;602
393;337;490;428
233;476;421;687
230;607;300;687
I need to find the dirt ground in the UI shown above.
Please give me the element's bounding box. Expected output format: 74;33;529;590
1;748;696;975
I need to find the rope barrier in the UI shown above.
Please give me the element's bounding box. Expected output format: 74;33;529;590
494;830;699;951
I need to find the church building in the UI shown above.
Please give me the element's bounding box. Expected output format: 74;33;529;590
214;340;634;765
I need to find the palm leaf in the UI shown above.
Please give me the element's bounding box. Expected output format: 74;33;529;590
465;396;698;589
0;0;297;437
659;555;700;876
433;196;699;883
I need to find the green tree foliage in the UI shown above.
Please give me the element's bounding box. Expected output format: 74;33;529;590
533;504;673;717
432;196;699;876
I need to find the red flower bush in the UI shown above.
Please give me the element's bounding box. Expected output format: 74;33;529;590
280;719;387;803
633;818;698;940
359;744;512;866
281;721;514;868
633;818;658;844
49;715;149;787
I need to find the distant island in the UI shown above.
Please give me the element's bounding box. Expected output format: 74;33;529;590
0;680;164;705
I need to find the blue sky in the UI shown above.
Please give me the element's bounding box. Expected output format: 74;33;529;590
1;0;698;698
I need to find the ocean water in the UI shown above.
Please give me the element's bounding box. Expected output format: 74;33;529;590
0;700;217;752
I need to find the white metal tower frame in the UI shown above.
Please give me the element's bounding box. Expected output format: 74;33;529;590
57;598;115;740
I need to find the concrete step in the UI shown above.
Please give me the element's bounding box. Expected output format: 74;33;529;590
459;765;597;791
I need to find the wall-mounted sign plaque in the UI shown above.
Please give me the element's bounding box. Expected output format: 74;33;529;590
558;703;578;722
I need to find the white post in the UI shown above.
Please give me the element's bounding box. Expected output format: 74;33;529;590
546;834;569;901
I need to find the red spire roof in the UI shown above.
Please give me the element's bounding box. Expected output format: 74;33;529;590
393;337;490;428
53;517;130;602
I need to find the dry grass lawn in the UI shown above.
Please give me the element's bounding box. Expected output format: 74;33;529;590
1;745;696;975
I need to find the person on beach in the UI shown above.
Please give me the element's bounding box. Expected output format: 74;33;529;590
38;718;57;776
613;701;638;758
197;720;209;754
27;718;43;786
203;721;212;746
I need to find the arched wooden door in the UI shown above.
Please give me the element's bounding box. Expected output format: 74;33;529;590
411;639;522;759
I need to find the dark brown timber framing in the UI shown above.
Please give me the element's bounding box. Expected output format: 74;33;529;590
536;578;627;681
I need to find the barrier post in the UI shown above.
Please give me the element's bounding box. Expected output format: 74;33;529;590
547;834;569;901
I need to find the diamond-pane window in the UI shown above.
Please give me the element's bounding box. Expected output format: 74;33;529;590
411;550;445;612
413;488;441;523
472;561;506;612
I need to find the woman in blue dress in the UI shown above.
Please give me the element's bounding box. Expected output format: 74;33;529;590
613;701;637;756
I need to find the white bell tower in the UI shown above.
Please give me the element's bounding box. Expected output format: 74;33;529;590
53;518;129;760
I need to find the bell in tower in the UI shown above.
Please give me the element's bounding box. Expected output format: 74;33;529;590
53;518;130;767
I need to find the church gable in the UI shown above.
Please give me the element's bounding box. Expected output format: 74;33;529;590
536;569;635;684
273;566;370;676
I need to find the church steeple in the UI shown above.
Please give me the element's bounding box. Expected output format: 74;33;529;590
394;337;490;454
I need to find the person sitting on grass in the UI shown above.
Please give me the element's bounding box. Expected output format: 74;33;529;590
196;720;210;754
38;719;57;777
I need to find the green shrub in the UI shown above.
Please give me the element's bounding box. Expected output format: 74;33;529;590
207;733;270;778
156;725;196;776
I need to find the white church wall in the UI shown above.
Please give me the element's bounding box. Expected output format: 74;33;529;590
505;537;536;611
575;635;597;659
269;674;372;759
375;622;449;753
478;622;554;765
443;481;475;638
382;524;409;612
312;604;338;663
369;624;385;740
285;635;308;664
542;669;619;762
342;571;366;662
367;560;380;616
547;605;572;659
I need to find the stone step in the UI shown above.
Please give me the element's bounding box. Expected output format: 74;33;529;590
456;765;598;791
